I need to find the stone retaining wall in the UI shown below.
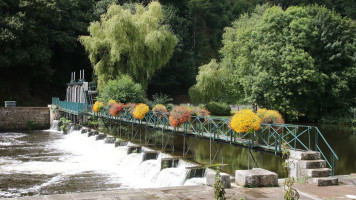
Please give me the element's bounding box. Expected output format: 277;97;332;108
0;107;50;131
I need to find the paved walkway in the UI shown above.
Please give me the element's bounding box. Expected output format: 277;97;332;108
3;175;356;200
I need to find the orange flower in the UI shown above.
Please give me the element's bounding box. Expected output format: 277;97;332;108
169;106;190;127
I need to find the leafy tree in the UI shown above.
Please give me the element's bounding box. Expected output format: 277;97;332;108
221;5;355;121
80;1;177;90
189;59;224;104
98;75;146;103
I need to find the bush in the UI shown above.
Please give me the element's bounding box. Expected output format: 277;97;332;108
109;102;123;116
205;102;231;116
93;101;105;112
98;75;147;104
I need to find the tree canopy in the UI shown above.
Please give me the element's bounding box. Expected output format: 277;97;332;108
80;1;177;90
220;4;356;121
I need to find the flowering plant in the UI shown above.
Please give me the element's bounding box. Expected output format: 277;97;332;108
231;109;261;133
169;106;191;127
93;101;105;112
109;102;123;116
107;99;117;107
133;103;149;119
123;103;136;114
153;104;168;118
257;108;284;124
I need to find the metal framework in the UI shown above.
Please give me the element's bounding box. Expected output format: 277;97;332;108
52;97;339;176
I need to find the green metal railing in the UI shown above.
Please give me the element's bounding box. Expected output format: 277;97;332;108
52;98;339;176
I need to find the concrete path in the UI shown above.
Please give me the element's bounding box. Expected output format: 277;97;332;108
2;175;356;200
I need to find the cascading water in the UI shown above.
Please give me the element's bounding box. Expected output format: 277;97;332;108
50;120;60;131
0;126;206;198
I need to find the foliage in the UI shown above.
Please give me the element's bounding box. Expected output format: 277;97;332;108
80;1;177;90
93;101;105;112
98;75;146;104
152;92;173;105
59;117;72;133
133;103;149;119
169;106;191;127
213;167;226;200
189;59;225;104
109;102;123;116
257;109;285;124
26;120;37;131
205;102;231;116
0;0;94;106
220;4;356;121
231;110;261;133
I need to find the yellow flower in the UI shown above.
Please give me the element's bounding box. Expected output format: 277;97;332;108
93;101;105;112
257;108;284;124
231;109;261;133
107;99;116;107
133;103;149;119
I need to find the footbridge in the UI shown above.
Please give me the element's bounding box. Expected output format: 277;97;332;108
52;96;338;176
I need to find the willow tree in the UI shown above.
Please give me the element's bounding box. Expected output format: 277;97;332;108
189;59;224;103
80;1;177;90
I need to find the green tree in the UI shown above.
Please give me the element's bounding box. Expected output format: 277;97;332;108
80;1;177;90
98;75;146;103
189;59;224;104
221;5;355;121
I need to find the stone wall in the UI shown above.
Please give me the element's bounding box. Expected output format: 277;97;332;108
0;107;50;131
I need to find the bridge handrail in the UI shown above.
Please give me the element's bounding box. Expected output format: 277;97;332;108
51;98;338;175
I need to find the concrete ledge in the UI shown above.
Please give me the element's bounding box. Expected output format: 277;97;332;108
161;158;179;170
206;170;231;188
96;134;107;140
104;137;116;144
235;168;278;187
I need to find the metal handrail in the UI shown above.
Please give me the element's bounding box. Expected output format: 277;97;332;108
52;98;339;175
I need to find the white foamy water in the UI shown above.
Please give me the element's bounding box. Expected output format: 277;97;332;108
0;127;206;198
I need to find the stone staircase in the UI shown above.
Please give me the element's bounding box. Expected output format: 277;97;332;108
288;150;338;186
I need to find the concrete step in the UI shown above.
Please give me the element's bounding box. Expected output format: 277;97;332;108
96;134;107;140
289;150;320;160
296;159;326;169
307;168;331;178
309;177;338;186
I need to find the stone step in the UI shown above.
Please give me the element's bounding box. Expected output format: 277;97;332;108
289;150;320;160
206;170;231;188
307;168;331;178
309;177;338;186
289;159;326;169
88;131;99;137
142;150;158;161
104;137;116;144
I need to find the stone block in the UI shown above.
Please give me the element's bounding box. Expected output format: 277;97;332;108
235;168;278;187
115;141;128;147
206;170;231;188
289;150;320;160
309;177;338;186
96;134;107;140
143;150;158;161
161;158;179;170
104;137;116;144
88;131;99;137
306;168;331;178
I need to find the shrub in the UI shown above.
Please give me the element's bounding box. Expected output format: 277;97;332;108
257;109;284;124
93;101;105;112
205;102;231;116
133;103;149;119
190;107;210;117
231;109;261;133
98;75;147;104
109;102;123;116
169;106;191;127
152;92;173;105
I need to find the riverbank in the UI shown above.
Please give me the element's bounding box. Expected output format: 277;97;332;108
2;175;356;200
